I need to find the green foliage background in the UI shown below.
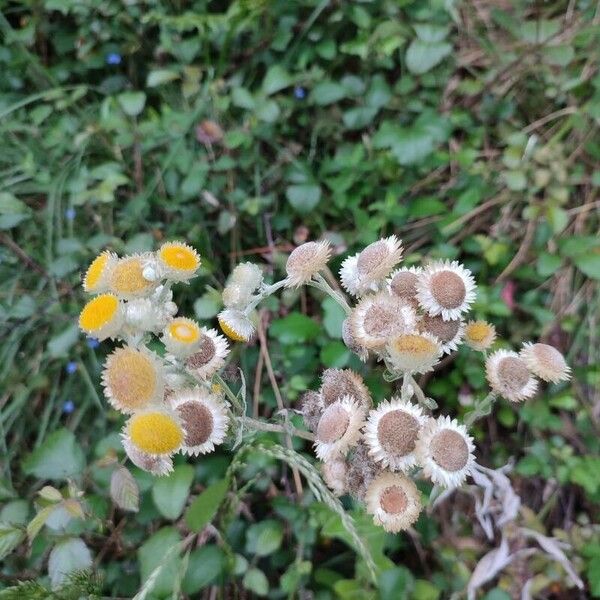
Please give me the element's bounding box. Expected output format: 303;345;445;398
1;0;599;597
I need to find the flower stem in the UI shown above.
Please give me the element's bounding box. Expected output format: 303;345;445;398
213;373;245;414
239;416;315;442
464;392;497;427
308;273;352;316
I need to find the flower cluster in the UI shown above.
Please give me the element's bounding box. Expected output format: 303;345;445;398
78;242;231;475
243;236;571;534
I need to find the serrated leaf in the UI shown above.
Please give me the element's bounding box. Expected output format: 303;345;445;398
110;466;139;513
0;522;25;560
185;478;229;532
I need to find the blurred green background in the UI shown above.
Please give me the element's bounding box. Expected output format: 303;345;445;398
1;0;599;598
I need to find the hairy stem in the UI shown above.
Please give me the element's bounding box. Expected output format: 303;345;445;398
308;273;352;316
239;416;315;442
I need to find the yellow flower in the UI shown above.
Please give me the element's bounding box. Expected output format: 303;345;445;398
217;309;255;342
78;294;122;340
124;409;184;455
157;242;200;282
109;255;157;299
163;317;202;357
83;251;116;293
464;320;496;351
101;346;164;413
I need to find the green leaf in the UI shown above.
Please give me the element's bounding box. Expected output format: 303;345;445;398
573;253;600;280
117;91;146;116
23;429;85;481
310;81;347;105
246;519;284;557
270;312;321;344
286;184;321;213
256;99;280;123
182;545;225;594
47;324;79;358
138;527;182;598
146;69;179;87
152;464;194;520
537;252;563;277
413;579;441;600
232;87;255;109
342;106;378;130
262;65;292;95
185;478;229;532
406;39;452;74
48;537;92;590
110;466;139;513
322;297;345;339
379;566;414;599
320;341;350;368
243;568;269;596
0;523;25;561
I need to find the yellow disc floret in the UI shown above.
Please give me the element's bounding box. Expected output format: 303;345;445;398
109;256;155;298
464;320;496;351
78;294;121;340
392;334;438;355
102;346;163;413
83;251;115;293
127;411;184;455
168;318;200;343
158;242;200;281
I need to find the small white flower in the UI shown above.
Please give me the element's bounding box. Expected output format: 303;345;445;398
218;308;255;342
416;260;476;321
285;240;331;287
185;328;230;379
162;317;202;358
386;332;443;374
170;387;230;456
355;236;403;292
387;266;422;307
520;342;571;384
365;471;422;533
464;320;496;352
486;349;538;402
418;314;464;354
314;396;365;460
363;398;426;472
415;415;475;489
339;253;361;297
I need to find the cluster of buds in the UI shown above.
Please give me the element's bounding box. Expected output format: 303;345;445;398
78;242;231;475
282;236;571;533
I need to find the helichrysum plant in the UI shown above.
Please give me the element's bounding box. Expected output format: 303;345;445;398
78;237;572;537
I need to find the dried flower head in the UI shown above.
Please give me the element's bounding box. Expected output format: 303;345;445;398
521;342;571;383
365;472;422;533
416;260;476;321
230;262;263;291
486;349;538;402
319;368;372;409
218;308;255;342
122;437;174;477
364;398;426;472
419;314;464;354
342;318;369;361
124;298;167;333
109;254;158;299
170;387;229;455
78;293;123;340
101;345;164;413
184;328;229;379
386;332;442;374
416;416;475;489
285;240;331;287
321;457;348;497
340;236;403;297
83;251;117;293
162;317;202;358
350;292;417;351
157;242;200;282
345;441;381;500
300;390;324;432
464;320;496;351
123;408;184;456
388;266;422;307
314;396;365;460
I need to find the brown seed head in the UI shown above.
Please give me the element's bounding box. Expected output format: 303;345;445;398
420;314;461;343
380;485;408;515
177;402;214;446
316;403;349;444
377;410;420;457
430;429;469;472
430;271;466;309
498;356;530;392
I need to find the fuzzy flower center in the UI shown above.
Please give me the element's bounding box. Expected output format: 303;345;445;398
79;294;119;331
430;271;466;309
466;321;491;342
177;402;214;446
390;271;418;300
110;258;153;295
430;429;469;472
421;314;460;343
218;316;249;342
317;404;350;444
377;410;420;456
357;241;388;276
186;337;217;369
129;412;183;454
380;485;408;515
531;343;565;372
392;334;437;355
497;356;530;391
159;244;199;271
287;242;320;275
85;253;109;289
169;320;200;343
105;349;158;408
321;371;364;407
